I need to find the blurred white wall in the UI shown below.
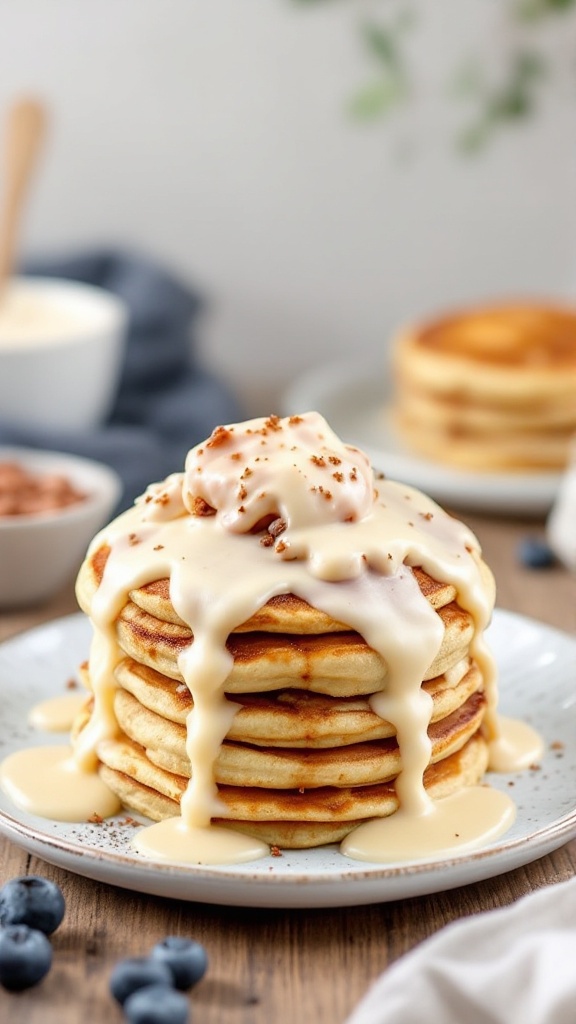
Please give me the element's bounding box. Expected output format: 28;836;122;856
1;0;575;413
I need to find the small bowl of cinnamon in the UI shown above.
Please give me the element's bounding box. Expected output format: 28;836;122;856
0;446;121;608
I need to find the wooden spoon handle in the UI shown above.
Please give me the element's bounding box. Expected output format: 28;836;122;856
0;97;47;285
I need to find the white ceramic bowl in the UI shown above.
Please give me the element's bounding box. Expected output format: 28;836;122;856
0;276;128;431
0;447;122;608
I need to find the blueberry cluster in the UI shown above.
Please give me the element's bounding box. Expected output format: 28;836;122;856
0;875;65;991
111;936;208;1024
0;874;209;1021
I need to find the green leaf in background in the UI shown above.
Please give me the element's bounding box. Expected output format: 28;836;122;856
515;0;576;22
291;0;576;153
348;15;412;122
456;48;547;152
348;76;407;120
362;22;404;73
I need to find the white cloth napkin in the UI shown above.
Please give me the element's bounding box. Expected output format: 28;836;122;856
345;877;576;1024
547;439;576;571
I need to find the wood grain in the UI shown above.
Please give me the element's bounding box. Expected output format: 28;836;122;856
0;514;574;1023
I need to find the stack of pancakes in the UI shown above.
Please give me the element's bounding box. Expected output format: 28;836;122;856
74;544;492;849
391;303;576;471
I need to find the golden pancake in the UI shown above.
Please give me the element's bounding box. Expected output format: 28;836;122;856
111;599;475;697
96;732;489;847
391;302;576;471
106;685;485;788
398;386;576;434
112;654;480;744
392;410;571;471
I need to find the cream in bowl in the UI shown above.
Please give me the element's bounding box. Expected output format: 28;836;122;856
0;446;122;608
0;276;128;431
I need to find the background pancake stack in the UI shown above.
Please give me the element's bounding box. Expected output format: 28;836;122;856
391;303;576;472
75;546;492;849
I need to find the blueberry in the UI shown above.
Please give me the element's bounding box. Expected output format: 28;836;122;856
517;536;556;569
150;936;208;990
109;956;175;1006
0;875;65;935
123;984;189;1024
0;924;53;991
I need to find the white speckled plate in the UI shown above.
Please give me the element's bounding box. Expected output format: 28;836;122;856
282;364;562;517
0;611;574;908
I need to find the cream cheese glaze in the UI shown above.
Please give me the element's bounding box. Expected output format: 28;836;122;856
28;692;86;732
0;283;90;345
0;412;543;864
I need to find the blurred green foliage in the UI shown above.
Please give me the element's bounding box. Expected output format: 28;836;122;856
292;0;576;152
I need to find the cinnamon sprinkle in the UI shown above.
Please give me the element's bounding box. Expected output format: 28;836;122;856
190;496;216;517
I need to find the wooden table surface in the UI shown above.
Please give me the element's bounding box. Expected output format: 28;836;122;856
0;513;575;1023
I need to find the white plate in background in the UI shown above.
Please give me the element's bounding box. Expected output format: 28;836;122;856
0;611;575;908
282;363;562;517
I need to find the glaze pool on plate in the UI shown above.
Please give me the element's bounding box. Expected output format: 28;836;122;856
0;611;574;908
